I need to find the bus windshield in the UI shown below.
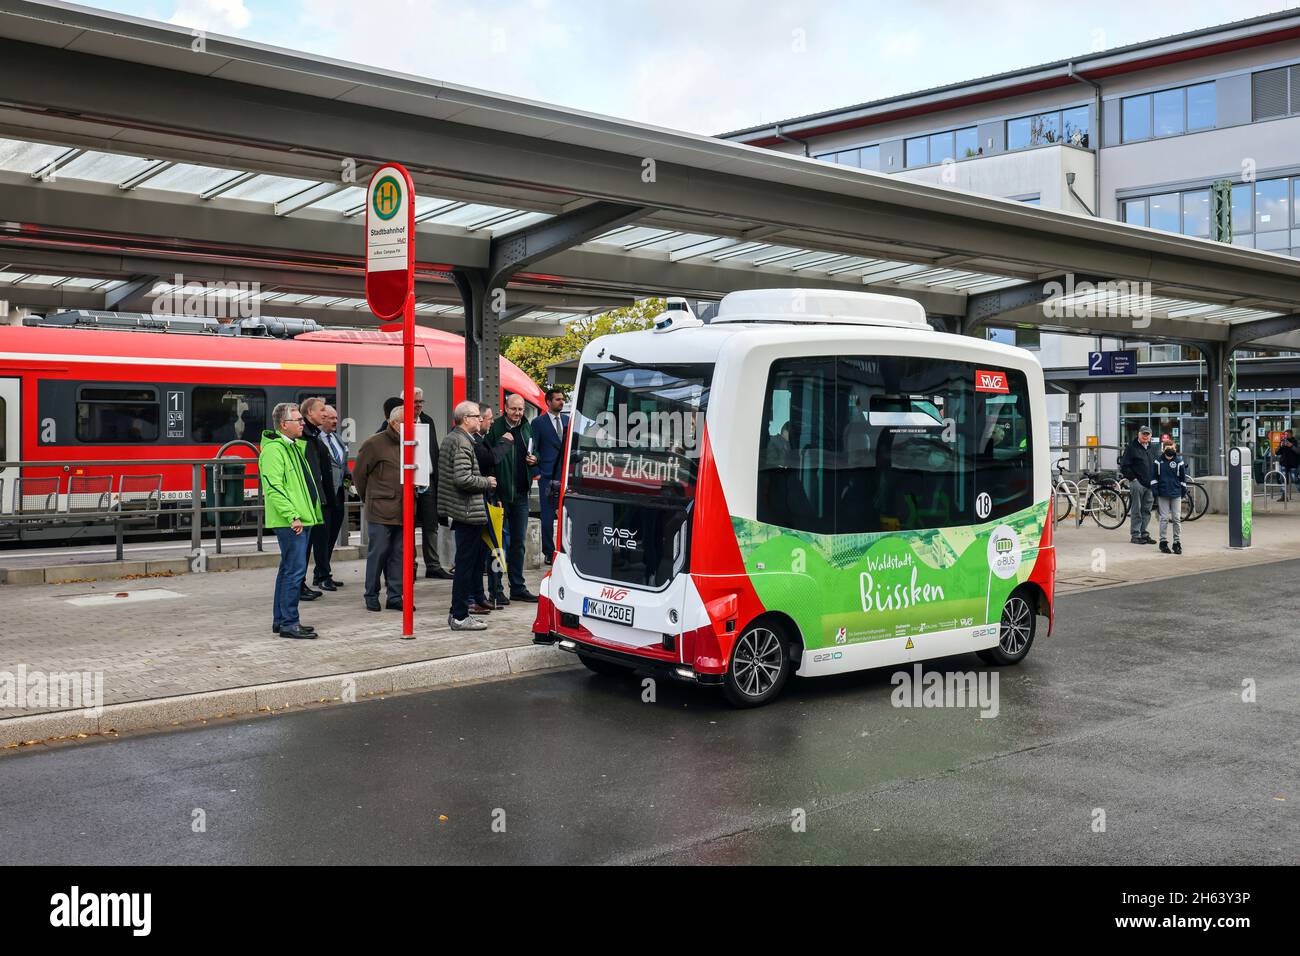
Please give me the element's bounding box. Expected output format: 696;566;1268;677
568;362;713;499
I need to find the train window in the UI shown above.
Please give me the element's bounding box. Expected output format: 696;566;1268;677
76;386;160;443
192;388;267;444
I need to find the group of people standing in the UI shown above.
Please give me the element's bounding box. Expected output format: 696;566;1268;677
437;388;568;630
1119;424;1187;554
260;386;569;639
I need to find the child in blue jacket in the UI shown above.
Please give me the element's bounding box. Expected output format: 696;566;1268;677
1150;441;1188;554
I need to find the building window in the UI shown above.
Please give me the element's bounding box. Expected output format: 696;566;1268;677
1153;88;1184;137
1123;198;1147;226
1231;183;1253;235
192;388;267;444
1006;110;1073;151
928;130;955;164
1148;193;1180;233
1255;178;1289;232
1061;106;1090;147
905;137;928;168
75;386;160;443
1186;82;1216;130
860;145;881;171
1128;176;1299;255
1182;190;1211;237
955;126;979;158
1122;82;1218;143
1122;94;1152;142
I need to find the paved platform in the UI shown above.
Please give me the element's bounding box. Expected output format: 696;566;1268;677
1;557;553;724
3;506;1299;746
1051;504;1300;594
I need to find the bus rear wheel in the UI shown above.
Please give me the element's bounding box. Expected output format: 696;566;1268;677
978;589;1037;666
722;622;792;708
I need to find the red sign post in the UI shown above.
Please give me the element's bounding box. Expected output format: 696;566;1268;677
365;163;417;639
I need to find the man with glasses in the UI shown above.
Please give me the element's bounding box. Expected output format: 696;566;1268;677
438;401;497;630
259;403;323;639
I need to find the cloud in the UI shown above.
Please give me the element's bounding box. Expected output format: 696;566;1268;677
167;0;251;32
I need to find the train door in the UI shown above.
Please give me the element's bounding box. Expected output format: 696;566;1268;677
0;376;19;514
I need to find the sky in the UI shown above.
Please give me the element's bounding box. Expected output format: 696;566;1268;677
74;0;1300;135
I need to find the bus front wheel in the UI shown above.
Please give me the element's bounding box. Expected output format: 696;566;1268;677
978;589;1037;666
722;621;792;708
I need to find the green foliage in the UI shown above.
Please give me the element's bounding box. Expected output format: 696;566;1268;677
502;298;665;387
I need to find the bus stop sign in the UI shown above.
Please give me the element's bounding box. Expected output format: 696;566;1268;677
365;163;415;320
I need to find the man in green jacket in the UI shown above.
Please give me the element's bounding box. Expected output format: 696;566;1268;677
259;402;324;639
485;393;539;602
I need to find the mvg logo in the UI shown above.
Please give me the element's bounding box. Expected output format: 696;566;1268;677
975;369;1009;394
600;586;629;600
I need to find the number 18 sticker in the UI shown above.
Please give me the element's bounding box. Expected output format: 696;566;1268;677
976;492;992;520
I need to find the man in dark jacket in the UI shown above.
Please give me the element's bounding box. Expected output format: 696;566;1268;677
354;405;407;613
298;397;330;598
315;403;351;590
1119;425;1158;545
533;388;569;564
473;404;511;610
438;400;496;630
486;394;538;602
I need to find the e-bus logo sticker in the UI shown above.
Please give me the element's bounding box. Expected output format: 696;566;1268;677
975;369;1009;393
371;175;402;221
987;525;1021;580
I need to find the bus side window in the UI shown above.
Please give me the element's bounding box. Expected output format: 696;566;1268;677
758;358;835;534
976;372;1033;519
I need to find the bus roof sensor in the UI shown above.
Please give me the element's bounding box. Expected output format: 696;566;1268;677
712;289;929;328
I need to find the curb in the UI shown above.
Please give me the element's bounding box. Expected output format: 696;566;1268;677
1;643;576;749
0;546;365;586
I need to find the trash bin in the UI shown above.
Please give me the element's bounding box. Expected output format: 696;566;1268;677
204;461;248;527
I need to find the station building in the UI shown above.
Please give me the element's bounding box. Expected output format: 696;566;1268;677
723;11;1300;475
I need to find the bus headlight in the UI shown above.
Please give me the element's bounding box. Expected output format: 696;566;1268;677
562;508;572;552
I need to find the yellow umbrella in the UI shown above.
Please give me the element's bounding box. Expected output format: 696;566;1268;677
481;496;507;576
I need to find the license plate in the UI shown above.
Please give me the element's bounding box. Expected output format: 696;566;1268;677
583;596;634;627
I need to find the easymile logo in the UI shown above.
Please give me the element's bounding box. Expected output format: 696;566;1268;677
49;886;151;936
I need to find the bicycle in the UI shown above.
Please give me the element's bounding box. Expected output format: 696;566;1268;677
1075;470;1128;529
1051;457;1078;525
1181;479;1209;521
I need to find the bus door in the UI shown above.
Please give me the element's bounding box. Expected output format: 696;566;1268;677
0;376;19;514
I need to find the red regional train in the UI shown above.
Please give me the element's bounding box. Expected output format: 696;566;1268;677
0;311;545;542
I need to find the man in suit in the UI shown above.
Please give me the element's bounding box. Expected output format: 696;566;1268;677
533;387;569;564
298;396;330;600
315;403;351;589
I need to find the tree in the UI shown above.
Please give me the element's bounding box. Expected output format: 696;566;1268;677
502;297;665;387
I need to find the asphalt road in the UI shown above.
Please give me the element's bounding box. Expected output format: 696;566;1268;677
2;560;1296;865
